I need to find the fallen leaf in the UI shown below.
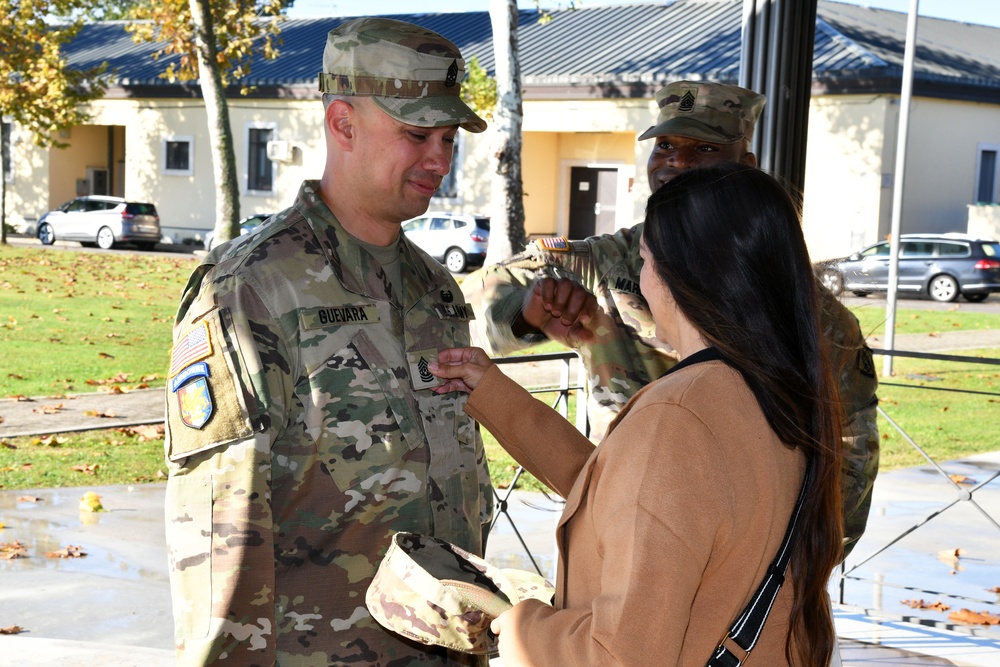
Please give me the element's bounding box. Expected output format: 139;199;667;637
0;416;4;424
950;474;977;485
46;545;86;559
35;435;68;447
901;598;951;612
71;464;99;475
98;352;114;359
79;491;104;512
32;403;64;415
83;410;117;418
987;586;1000;594
14;395;34;402
16;496;42;503
938;548;966;564
1;440;13;449
0;540;28;559
927;332;941;338
0;626;23;635
948;608;1000;625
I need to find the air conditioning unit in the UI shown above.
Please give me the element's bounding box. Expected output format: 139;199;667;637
266;140;293;162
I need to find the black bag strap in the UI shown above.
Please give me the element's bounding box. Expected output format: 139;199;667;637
706;466;812;667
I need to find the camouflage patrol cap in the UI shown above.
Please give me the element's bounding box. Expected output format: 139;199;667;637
319;17;487;133
366;532;554;655
638;80;766;144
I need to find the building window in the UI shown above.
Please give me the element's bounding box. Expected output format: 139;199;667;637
975;143;1000;204
163;136;193;176
246;124;275;194
433;132;464;201
2;122;12;183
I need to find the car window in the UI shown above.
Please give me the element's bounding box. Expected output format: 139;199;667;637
430;218;452;231
900;242;934;258
860;243;889;258
65;199;88;212
402;218;429;232
937;242;969;257
453;219;468;229
980;242;1000;257
125;203;157;215
475;218;490;230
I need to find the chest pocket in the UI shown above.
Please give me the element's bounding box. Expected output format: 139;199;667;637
304;329;423;495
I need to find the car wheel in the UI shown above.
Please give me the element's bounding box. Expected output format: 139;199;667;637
928;274;959;302
851;291;870;298
820;269;844;296
963;293;988;303
37;223;55;246
444;247;468;273
96;226;116;250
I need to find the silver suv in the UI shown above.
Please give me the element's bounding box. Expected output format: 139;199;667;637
820;233;1000;302
37;196;161;250
401;212;490;273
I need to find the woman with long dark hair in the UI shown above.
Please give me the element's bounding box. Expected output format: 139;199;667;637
431;163;844;665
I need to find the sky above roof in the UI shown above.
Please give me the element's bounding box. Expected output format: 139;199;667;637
285;0;1000;29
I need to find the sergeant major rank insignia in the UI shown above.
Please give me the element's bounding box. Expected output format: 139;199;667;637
409;349;441;390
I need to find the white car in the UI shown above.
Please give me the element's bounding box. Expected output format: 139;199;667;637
401;212;490;273
37;196;161;250
203;213;274;251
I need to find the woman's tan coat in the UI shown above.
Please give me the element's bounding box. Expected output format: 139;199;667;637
466;358;812;666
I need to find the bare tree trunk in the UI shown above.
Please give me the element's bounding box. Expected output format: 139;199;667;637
486;0;525;265
189;0;240;244
1;120;8;245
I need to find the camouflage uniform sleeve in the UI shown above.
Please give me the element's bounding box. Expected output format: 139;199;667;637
164;263;292;665
818;287;880;559
461;234;629;356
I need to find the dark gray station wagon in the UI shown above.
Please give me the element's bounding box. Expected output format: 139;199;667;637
820;234;1000;303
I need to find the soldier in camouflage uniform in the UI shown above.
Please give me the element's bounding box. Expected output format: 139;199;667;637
462;80;880;558
164;18;493;665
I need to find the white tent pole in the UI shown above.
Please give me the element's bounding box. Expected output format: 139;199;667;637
883;0;921;378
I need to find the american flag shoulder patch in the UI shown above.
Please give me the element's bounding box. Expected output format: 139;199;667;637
169;322;213;378
536;237;569;252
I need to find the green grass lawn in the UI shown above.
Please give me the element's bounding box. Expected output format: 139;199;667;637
1;244;998;491
0;245;196;398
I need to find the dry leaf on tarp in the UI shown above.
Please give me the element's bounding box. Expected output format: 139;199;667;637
16;495;42;503
948;608;1000;625
79;492;104;512
32;403;64;415
937;548;966;564
0;626;23;635
84;410;117;418
901;599;950;612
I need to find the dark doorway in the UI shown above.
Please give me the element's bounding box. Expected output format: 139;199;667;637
568;167;618;239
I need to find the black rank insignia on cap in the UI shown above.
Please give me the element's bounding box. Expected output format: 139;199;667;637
446;60;459;87
679;91;696;112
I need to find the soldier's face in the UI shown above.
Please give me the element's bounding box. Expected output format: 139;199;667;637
646;134;755;192
353;103;458;224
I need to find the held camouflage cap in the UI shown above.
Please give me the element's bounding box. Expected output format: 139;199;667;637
366;532;554;655
637;80;766;144
319;17;487;133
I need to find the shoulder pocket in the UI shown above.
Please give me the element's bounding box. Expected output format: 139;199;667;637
166;310;254;462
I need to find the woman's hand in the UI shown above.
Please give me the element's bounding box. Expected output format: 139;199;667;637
430;347;495;394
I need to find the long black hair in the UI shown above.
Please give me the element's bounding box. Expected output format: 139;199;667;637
641;163;843;665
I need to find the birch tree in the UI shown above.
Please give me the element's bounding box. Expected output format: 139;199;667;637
126;0;283;245
0;0;106;245
486;0;526;264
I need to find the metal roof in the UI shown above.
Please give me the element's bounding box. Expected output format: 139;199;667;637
61;0;1000;100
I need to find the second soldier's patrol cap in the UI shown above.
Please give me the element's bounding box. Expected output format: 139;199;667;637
638;80;766;144
366;532;554;655
318;17;487;133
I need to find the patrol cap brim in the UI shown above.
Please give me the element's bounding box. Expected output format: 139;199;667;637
372;95;487;133
637;116;743;144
